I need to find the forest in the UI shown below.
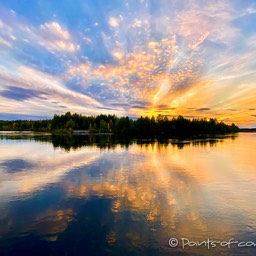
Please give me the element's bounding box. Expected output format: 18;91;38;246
0;112;239;137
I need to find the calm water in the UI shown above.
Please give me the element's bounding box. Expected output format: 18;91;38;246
0;132;256;256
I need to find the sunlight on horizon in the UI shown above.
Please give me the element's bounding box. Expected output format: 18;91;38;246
0;0;255;127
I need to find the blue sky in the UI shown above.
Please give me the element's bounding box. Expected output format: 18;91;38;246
0;0;256;127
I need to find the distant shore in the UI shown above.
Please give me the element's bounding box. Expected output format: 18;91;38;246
0;112;240;137
239;128;256;132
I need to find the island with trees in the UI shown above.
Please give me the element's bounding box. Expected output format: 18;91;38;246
0;112;239;137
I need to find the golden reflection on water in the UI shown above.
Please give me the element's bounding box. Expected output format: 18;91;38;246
0;133;256;253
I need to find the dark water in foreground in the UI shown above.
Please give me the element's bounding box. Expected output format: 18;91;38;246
0;132;256;256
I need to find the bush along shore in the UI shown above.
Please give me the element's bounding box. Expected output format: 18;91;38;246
0;112;239;137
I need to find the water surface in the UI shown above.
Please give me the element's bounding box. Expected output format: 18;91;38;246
0;133;256;255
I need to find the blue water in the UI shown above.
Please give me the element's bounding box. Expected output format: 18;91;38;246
0;133;256;255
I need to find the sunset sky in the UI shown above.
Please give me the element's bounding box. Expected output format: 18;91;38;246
0;0;255;127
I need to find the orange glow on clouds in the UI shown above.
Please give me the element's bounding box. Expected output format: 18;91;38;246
0;0;255;126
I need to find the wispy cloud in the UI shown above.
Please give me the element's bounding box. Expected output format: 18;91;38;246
39;22;79;52
1;86;48;101
196;108;211;112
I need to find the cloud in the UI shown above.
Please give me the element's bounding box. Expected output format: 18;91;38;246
0;37;12;48
40;22;70;40
96;106;117;111
65;32;203;113
109;17;119;27
39;21;78;52
0;1;255;126
196;108;211;111
1;86;48;101
0;65;113;117
239;7;256;17
109;102;130;107
174;1;241;47
132;105;147;109
189;32;210;50
154;104;176;111
0;11;79;55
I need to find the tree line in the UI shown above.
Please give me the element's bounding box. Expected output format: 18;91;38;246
0;112;239;137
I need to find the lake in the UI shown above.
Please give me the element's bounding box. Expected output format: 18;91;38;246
0;132;256;255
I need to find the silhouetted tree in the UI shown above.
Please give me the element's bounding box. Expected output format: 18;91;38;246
0;112;239;136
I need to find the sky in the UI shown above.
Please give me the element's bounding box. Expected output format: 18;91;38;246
0;0;255;127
